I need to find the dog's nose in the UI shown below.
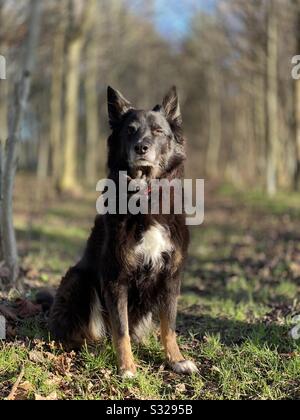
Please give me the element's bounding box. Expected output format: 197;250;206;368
134;143;149;155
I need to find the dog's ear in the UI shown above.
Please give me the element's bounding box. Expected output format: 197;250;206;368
162;86;182;128
107;86;132;129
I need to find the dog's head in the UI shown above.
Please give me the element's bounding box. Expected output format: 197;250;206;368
107;86;186;178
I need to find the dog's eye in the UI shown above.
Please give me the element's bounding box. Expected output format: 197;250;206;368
152;127;164;136
128;126;137;135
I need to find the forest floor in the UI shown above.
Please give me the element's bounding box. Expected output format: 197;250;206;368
0;175;300;400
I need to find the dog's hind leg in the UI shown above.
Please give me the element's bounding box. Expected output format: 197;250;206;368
50;266;105;348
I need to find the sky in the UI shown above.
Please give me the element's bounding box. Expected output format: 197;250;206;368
153;0;216;41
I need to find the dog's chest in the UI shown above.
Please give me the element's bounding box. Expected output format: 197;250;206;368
134;223;173;269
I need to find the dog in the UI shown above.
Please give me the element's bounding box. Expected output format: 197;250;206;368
49;86;198;377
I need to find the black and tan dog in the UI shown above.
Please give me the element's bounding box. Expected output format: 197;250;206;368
50;86;198;377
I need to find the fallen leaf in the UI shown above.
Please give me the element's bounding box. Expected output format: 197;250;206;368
175;383;186;393
44;374;63;387
54;353;74;376
35;391;58;400
11;381;35;400
8;288;22;302
29;350;47;364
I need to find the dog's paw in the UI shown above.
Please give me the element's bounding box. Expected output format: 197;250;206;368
119;362;137;379
120;369;136;379
170;360;199;375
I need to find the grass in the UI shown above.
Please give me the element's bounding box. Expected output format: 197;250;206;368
0;176;300;400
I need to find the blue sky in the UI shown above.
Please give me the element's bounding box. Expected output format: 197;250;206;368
153;0;216;41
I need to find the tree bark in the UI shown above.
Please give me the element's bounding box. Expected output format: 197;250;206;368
84;29;99;185
61;0;97;192
50;4;66;192
0;77;7;263
0;0;42;287
206;66;222;177
293;2;300;190
266;0;279;196
0;1;7;262
253;57;267;181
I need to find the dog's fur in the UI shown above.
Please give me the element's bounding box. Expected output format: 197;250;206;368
50;86;198;377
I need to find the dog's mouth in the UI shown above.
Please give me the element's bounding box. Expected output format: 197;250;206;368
133;158;155;167
128;160;158;178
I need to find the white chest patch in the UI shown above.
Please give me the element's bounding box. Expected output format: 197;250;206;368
134;223;173;269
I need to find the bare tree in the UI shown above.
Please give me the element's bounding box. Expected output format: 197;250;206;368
0;0;7;262
293;0;300;190
50;1;67;192
61;0;97;192
0;0;42;287
206;64;222;177
84;23;100;185
266;0;279;196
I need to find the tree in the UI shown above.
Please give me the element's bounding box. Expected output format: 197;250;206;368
266;0;279;196
0;0;8;263
50;0;67;192
293;0;300;190
84;25;100;185
0;0;42;287
61;0;97;192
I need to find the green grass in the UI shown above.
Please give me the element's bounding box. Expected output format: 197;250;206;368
0;177;300;400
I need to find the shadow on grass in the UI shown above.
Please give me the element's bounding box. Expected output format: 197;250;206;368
177;310;294;353
16;226;85;257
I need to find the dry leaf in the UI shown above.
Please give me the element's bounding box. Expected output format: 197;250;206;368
175;383;186;393
54;353;74;376
29;350;47;364
11;381;35;400
35;391;58;400
8;288;22;302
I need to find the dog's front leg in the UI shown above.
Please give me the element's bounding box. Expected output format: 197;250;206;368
105;283;136;378
160;295;198;375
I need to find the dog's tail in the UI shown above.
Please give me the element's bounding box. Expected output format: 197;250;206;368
35;289;55;312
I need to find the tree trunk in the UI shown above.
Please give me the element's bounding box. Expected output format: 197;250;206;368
37;134;50;181
61;0;97;193
84;31;99;185
266;0;279;196
0;72;7;263
0;0;42;287
0;1;7;262
206;66;222;177
253;64;266;181
50;6;66;192
61;37;82;192
293;4;300;190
